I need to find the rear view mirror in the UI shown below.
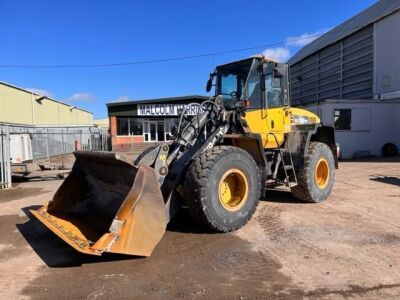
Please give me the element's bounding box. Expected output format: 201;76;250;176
206;73;215;92
206;78;212;92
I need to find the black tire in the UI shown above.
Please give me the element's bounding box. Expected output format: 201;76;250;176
382;143;398;157
184;146;260;232
291;142;335;203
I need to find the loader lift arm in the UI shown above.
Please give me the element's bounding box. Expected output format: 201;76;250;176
136;96;236;216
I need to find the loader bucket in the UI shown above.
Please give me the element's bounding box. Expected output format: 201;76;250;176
31;151;168;257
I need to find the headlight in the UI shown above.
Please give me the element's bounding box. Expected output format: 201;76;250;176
291;115;310;124
291;115;317;125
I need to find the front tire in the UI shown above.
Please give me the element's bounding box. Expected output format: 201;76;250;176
291;142;335;203
184;146;260;232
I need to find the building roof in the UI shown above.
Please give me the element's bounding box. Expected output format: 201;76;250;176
106;95;209;107
0;81;93;114
288;0;400;65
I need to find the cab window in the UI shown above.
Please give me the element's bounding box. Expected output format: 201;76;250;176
264;63;287;108
265;75;284;108
242;59;262;109
220;74;242;100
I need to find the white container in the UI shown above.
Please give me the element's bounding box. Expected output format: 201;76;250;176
10;134;33;163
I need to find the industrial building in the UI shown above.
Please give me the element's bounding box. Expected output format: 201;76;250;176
94;118;110;131
0;81;93;125
0;81;105;189
288;0;400;158
107;95;208;150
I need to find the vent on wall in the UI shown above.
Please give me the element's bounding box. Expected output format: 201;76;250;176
35;96;46;104
290;25;374;106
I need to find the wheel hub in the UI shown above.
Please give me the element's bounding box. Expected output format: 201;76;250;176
218;169;248;211
315;158;329;189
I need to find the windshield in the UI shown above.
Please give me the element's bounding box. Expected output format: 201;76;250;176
217;58;261;108
219;72;245;100
217;59;255;100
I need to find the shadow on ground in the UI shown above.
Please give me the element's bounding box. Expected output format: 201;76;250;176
370;176;400;187
17;188;304;268
12;176;65;183
17;206;210;268
262;188;304;204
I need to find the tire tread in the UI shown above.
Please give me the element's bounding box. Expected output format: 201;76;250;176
291;142;333;203
185;146;260;232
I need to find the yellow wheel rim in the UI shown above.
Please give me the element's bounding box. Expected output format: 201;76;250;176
218;169;248;211
315;158;329;189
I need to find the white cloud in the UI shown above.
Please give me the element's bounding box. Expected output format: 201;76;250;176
262;47;291;63
25;87;53;98
286;28;331;47
110;96;132;103
262;28;331;62
66;92;95;103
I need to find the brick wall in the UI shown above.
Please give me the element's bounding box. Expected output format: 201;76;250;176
109;116;145;147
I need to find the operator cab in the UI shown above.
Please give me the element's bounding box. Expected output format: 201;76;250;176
206;57;290;110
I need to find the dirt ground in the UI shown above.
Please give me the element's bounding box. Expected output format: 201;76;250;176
0;158;400;299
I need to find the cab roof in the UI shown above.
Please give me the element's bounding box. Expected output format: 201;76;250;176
216;56;279;70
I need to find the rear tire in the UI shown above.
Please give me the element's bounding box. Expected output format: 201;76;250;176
184;146;260;232
382;143;398;157
291;142;335;203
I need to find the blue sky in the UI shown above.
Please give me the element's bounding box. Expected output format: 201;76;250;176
0;0;377;118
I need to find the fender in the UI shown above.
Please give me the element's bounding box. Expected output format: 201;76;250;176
286;124;338;169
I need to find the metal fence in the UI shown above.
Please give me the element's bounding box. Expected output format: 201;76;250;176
0;124;110;189
0;126;11;189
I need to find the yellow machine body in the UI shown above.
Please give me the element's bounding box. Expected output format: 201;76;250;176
243;107;321;148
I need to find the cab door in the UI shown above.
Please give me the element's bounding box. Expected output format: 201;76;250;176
263;63;290;148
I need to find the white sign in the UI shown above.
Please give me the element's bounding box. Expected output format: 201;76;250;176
138;103;201;116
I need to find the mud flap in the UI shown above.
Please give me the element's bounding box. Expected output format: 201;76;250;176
31;151;168;257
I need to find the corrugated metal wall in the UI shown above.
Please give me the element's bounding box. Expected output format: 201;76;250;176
0;83;93;125
375;10;400;95
34;97;60;124
0;85;34;124
290;25;374;106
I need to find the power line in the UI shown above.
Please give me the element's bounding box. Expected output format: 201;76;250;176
0;34;324;69
0;24;365;69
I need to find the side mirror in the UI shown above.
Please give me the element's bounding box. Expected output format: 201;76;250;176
206;78;212;92
206;73;215;92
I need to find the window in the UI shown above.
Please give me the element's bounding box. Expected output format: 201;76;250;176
116;118;143;136
117;118;129;135
129;119;143;135
264;62;287;109
221;74;240;100
242;59;261;109
334;109;351;130
265;75;284;108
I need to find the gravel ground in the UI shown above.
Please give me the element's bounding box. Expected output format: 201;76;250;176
0;157;399;299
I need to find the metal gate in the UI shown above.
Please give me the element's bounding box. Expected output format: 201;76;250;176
0;125;110;189
0;126;11;189
7;126;109;160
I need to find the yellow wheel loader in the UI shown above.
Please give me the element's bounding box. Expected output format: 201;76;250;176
32;56;337;257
